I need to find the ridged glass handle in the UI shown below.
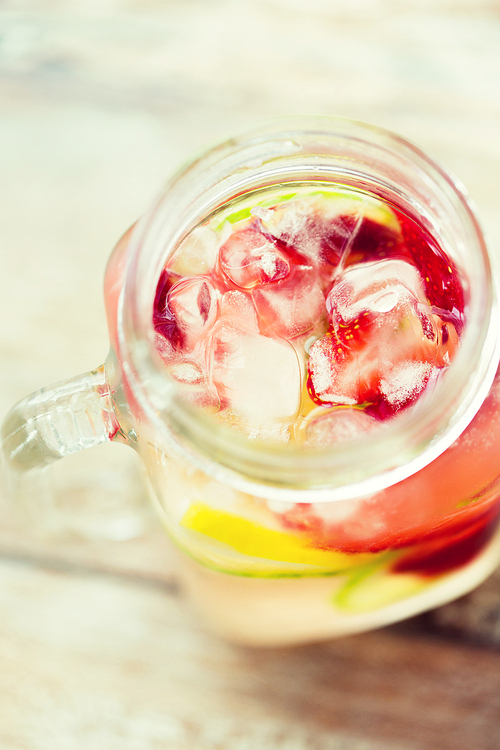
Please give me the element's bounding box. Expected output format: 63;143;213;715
1;364;121;471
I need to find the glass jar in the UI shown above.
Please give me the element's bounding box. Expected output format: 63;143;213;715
3;117;500;645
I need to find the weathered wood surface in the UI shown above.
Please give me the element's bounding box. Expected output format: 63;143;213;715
0;556;500;750
1;1;500;748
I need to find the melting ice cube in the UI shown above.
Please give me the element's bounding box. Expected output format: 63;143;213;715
219;226;290;289
327;259;428;325
218;290;260;333
252;271;326;339
209;322;301;432
256;194;396;276
379;361;435;408
166;276;218;350
169;226;219;276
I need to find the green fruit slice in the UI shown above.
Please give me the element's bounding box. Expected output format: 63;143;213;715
334;562;428;613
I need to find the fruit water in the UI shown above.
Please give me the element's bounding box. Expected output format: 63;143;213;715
150;183;500;644
154;185;463;440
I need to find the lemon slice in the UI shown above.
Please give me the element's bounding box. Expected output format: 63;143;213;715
180;502;378;573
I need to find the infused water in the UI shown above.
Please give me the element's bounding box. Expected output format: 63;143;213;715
149;183;500;644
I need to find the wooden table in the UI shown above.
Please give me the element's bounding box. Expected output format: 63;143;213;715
1;2;500;748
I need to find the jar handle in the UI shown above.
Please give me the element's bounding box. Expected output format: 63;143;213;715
1;364;121;471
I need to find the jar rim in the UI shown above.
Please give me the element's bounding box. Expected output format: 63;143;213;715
117;116;500;502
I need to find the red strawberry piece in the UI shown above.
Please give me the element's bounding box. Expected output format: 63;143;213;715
333;310;375;352
395;209;465;329
340;216;403;266
153;268;184;348
391;506;500;578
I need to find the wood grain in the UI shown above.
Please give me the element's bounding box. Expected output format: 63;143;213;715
0;558;499;750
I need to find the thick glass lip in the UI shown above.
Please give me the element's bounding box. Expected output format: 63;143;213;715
117;116;500;502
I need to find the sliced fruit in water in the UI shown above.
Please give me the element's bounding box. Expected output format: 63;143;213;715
181;502;380;570
307;257;458;414
333;562;427;613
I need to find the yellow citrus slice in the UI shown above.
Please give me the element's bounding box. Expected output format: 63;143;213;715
180;502;378;572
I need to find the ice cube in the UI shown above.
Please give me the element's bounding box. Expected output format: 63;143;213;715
319;211;361;270
309;256;459;413
262;198;316;245
307;335;358;405
219;290;260;333
169;360;205;385
252;270;326;339
308;313;443;411
258;198;330;270
219;226;290;289
209;322;301;430
258;195;373;275
327;259;427;326
169;226;219;276
250;206;274;223
166;276;218;350
154;331;176;366
379;361;435;408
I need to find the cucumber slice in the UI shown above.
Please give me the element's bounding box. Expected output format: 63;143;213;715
334;561;427;613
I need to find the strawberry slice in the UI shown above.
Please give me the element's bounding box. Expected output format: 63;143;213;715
307;258;458;416
391;505;500;577
275;376;500;556
334;308;375;350
396;210;465;328
153;268;184;349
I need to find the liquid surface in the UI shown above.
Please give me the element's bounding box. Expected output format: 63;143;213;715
153;184;464;445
